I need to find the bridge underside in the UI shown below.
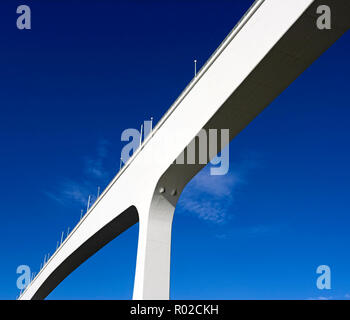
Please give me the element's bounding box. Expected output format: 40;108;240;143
31;207;139;300
158;0;350;201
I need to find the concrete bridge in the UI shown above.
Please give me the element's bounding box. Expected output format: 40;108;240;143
19;0;349;300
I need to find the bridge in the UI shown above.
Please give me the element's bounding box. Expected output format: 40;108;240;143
19;0;349;300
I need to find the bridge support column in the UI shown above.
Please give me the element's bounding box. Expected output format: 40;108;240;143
132;193;175;300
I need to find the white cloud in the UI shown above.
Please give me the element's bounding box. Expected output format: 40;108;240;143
45;179;93;208
246;225;275;236
179;197;230;223
177;159;252;223
307;296;333;300
83;139;110;179
214;224;282;240
44;139;110;208
60;179;91;206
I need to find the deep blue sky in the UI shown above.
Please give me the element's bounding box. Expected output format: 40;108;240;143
0;0;349;300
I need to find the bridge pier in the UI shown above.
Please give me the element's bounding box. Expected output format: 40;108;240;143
132;192;176;300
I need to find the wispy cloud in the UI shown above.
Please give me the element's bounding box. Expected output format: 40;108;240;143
176;155;283;238
83;139;110;179
307;293;350;300
178;157;257;223
61;179;92;206
44;139;111;208
307;296;333;300
245;225;276;237
178;170;237;223
44;179;93;207
214;224;282;240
